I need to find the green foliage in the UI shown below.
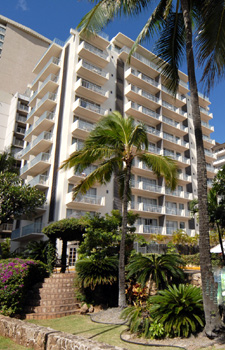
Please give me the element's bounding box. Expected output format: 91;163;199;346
78;210;136;260
149;284;204;338
42;218;84;241
127;253;185;291
76;255;118;290
0;172;46;224
0;258;47;316
46;238;57;273
149;320;165;339
0;238;11;259
23;240;49;264
121;303;152;338
166;242;177;254
75;255;118;306
181;253;200;267
0;151;19;174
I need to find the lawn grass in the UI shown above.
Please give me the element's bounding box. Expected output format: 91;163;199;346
0;335;33;350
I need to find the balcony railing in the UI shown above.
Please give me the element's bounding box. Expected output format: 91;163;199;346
0;224;13;231
28;174;49;187
131;181;163;193
25;111;55;138
201;121;214;130
161;86;186;102
203;135;215;144
130;85;159;103
200;106;210;115
82;41;108;59
79;98;106;115
20;152;51;175
27;92;57;120
17;103;29;112
119;46;161;72
11;222;44;240
31;57;60;88
15;127;25;134
73;119;94;133
74;194;104;205
81;60;108;77
30;74;59;103
13;139;24;147
80;79;106;95
16;114;27;123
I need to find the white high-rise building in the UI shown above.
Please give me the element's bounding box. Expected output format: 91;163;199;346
10;29;216;261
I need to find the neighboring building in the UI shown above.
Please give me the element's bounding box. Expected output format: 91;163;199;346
10;29;216;260
213;142;225;171
0;15;51;153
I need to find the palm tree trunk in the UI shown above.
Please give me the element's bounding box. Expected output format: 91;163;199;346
180;0;221;336
119;162;131;307
216;222;225;265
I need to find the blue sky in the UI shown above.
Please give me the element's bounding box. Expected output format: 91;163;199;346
1;0;225;143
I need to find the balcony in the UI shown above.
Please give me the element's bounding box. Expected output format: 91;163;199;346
69;140;84;155
125;101;160;126
71;119;94;138
161;85;186;108
76;59;109;85
178;172;192;182
201;121;214;134
33;39;63;75
66;192;105;210
20;152;51;179
0;224;13;232
29;74;59;108
118;46;161;78
22;131;53;160
75;78;108;104
13;138;24;148
28;174;49;189
16;114;27;124
11;222;45;241
73;98;107;122
131;180;163;196
203;135;215;147
135;224;163;234
125;68;160;94
166;207;190;217
162;101;187;121
163;151;190;167
163;132;189;151
17;103;29;113
162;116;188;136
125;84;160;110
15;126;25;135
165;188;192;200
31;57;61;91
67;165;97;183
206;164;215;174
78;41;109;68
27;92;57;124
130;202;163;215
24;111;55;142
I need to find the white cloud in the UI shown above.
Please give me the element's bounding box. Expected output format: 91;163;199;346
17;0;28;11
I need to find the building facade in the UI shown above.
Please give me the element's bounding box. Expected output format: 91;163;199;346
11;29;216;259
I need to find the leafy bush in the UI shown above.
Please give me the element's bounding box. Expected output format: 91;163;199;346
121;303;153;338
0;258;48;316
126;253;185;292
149;284;204;338
75;255;118;306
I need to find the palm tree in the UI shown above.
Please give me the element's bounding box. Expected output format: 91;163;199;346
76;0;224;334
61;112;177;307
127;253;185;293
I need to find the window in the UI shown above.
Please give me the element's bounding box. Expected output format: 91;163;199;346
180;222;185;229
68;183;74;193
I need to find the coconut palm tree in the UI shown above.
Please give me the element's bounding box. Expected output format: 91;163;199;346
60;112;177;307
76;0;225;334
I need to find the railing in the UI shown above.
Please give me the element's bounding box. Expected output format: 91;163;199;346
32;131;53;147
27;92;57;120
81;60;107;77
25;111;55;138
17;103;29;112
162;100;177;112
31;57;60;87
143;225;163;234
198;91;209;101
206;165;215;172
74;194;104;205
142;106;160;120
80;79;106;95
20;152;51;175
15;127;25;134
119;46;161;72
200;106;210;115
201;121;213;130
28;174;49;187
203;135;215;144
142;203;162;213
13;139;24;147
30;74;59;103
148;145;161;154
132;180;162;193
16;114;27;123
145;125;160;136
79;98;106;115
166;227;177;235
179;80;189;89
141;73;159;87
22;222;43;237
161;86;186;102
81;41;108;59
73;119;94;132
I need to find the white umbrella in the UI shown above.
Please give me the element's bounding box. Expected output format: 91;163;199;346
210;241;225;253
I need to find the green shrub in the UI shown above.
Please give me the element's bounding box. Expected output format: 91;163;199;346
0;258;48;316
149;284;204;338
121;303;152;338
181;253;200;266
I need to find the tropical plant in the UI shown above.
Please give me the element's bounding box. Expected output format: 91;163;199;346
75;255;118;305
77;0;225;334
121;302;153;338
60;112;177;307
149;284;204;338
0;151;19;174
126;253;185;293
23;240;49;264
0;172;46;225
0;238;11;259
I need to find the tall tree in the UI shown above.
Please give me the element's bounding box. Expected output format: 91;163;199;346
76;0;225;334
61;112;177;307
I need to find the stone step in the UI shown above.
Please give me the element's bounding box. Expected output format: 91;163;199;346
24;302;80;314
25;309;80;320
50;273;76;279
26;297;78;307
34;281;75;289
28;290;76;299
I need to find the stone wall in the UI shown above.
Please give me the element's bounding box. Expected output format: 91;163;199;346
0;315;127;350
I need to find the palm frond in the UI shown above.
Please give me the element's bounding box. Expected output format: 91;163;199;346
197;0;225;94
154;5;185;94
140;153;178;190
